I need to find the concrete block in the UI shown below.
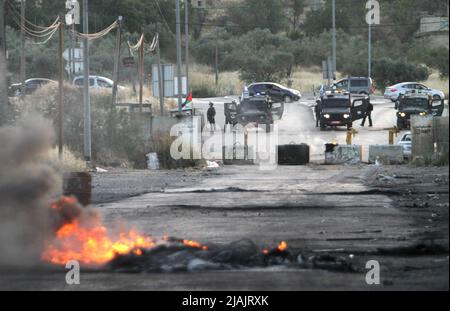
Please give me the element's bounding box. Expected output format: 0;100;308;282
325;145;361;165
278;144;310;165
411;116;434;160
368;145;404;165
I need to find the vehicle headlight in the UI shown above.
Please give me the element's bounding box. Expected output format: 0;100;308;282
419;112;427;116
343;114;350;119
323;114;330;119
399;112;406;117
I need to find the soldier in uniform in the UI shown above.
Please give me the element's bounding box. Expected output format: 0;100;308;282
207;102;216;132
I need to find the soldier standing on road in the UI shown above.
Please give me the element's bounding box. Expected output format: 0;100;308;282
314;100;321;127
207;102;216;132
361;102;374;127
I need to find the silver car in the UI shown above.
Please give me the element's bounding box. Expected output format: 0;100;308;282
73;75;125;91
384;82;445;102
397;132;412;159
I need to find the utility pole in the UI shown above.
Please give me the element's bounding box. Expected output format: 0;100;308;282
184;0;189;94
67;30;72;81
20;0;26;96
175;0;183;113
331;0;336;75
0;0;5;56
58;16;64;160
215;43;218;86
156;31;164;116
111;16;122;109
0;0;7;125
368;22;372;78
138;34;144;113
82;0;91;162
71;23;75;76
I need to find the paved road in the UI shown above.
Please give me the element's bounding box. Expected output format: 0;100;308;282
193;95;414;162
1;165;447;290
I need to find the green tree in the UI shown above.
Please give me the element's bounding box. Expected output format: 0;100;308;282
225;0;286;35
372;58;430;89
286;0;306;31
230;29;295;83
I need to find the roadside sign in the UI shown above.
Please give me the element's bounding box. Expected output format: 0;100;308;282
63;48;83;62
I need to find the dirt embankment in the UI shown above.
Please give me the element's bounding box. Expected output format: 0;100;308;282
365;165;449;252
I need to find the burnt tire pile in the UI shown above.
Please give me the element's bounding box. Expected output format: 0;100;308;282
107;239;355;273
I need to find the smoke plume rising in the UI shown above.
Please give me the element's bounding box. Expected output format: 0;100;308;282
0;115;62;266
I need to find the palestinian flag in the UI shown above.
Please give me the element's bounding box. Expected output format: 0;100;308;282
182;91;193;109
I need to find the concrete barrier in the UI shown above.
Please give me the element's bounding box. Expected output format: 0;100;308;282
368;145;404;165
411;116;434;161
278;144;310;165
325;145;361;165
434;117;449;160
411;116;449;164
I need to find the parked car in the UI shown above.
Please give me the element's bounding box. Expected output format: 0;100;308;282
397;131;412;159
384;82;445;102
8;78;56;97
73;75;124;91
246;82;301;103
333;77;374;95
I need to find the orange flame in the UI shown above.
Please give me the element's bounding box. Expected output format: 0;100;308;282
277;241;288;252
42;220;154;265
183;239;209;250
42;197;154;266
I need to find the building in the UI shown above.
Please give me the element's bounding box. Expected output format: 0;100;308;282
416;16;449;47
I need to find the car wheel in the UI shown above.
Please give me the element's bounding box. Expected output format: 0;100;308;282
284;96;292;103
433;95;441;100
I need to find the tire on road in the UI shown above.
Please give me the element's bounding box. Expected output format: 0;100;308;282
278;144;310;165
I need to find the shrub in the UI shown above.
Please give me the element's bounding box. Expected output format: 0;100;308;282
372;58;430;89
18;84;151;168
149;132;203;170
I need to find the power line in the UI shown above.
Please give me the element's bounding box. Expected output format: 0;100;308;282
166;19;448;30
5;1;59;33
72;20;118;41
152;0;176;39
